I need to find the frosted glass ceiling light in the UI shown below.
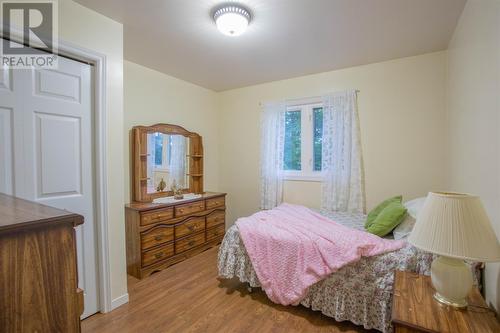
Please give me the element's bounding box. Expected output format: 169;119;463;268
213;5;251;36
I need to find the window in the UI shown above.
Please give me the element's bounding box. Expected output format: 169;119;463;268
154;133;163;166
152;133;172;169
283;103;323;180
283;110;301;170
313;107;323;172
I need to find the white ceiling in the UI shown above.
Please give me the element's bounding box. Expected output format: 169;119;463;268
75;0;466;91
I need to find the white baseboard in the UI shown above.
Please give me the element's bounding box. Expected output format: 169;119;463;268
110;293;129;311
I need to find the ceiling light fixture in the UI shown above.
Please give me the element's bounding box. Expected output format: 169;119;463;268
213;5;251;37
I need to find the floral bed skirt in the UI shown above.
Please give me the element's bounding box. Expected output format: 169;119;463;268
217;210;437;333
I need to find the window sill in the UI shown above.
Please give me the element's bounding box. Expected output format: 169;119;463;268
283;173;324;182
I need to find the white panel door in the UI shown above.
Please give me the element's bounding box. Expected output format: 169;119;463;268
0;65;14;195
0;42;98;318
0;107;13;195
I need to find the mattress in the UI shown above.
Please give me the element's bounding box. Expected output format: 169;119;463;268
217;210;435;333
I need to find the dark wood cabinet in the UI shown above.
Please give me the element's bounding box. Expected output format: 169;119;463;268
0;194;84;332
125;192;226;279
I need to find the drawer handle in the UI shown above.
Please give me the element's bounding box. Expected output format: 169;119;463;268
154;252;164;259
188;240;195;246
188;225;195;231
154;235;163;241
178;209;184;213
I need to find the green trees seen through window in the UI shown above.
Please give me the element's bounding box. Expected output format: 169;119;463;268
313;107;323;171
284;110;301;170
283;106;323;172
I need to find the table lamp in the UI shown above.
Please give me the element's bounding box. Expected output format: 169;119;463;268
408;192;500;308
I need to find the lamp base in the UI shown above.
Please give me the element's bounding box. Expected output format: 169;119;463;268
430;256;472;309
433;292;468;308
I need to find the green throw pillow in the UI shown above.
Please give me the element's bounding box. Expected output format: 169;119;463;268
366;202;407;237
365;195;403;228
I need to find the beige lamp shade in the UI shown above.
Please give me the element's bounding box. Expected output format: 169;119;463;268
408;192;500;262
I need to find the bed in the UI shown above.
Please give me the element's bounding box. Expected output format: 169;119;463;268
217;209;436;333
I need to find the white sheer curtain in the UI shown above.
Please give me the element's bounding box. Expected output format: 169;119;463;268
168;135;186;188
321;90;365;213
260;102;286;209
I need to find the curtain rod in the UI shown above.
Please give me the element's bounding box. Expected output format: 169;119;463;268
259;89;360;107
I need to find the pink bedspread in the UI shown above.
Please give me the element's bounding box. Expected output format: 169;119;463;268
236;203;406;305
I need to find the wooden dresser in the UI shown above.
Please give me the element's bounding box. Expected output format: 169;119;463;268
125;192;227;278
392;270;500;333
0;194;84;333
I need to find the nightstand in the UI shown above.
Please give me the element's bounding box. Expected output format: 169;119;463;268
391;270;499;333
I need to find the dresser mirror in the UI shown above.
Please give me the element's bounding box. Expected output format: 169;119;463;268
132;124;204;202
146;132;189;193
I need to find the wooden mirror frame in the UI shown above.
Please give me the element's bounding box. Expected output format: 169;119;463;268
131;123;204;202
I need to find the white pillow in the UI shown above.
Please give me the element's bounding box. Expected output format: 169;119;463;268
404;197;426;219
393;215;416;240
392;197;426;240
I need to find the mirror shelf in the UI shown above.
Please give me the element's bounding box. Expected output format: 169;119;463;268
152;193;203;204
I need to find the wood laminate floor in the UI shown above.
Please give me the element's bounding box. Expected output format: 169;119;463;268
82;246;373;333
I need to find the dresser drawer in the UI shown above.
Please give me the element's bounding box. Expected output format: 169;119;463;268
142;243;174;267
140;208;174;226
207;224;225;241
175;217;205;239
141;225;174;250
175;232;205;254
175;201;205;217
206;210;225;229
206;196;225;210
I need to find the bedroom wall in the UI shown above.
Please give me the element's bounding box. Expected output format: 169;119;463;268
218;52;448;225
123;61;220;202
446;0;500;311
59;1;127;306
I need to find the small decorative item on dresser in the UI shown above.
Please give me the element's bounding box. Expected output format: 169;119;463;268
392;271;499;333
171;180;184;200
156;178;166;192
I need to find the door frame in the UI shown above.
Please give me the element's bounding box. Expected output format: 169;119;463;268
1;30;115;313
